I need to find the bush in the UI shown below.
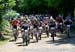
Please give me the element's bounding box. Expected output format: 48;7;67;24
0;19;12;35
3;10;20;21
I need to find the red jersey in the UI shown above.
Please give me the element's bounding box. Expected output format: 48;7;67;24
11;20;20;26
56;17;63;23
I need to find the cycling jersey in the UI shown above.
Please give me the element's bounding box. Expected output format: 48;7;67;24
64;21;72;25
21;23;29;30
33;24;38;28
11;20;20;29
11;20;20;26
56;17;63;23
49;22;56;27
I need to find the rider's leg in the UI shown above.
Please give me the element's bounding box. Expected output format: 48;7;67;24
46;27;49;37
31;32;33;39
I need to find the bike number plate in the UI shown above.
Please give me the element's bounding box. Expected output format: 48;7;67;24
39;27;42;29
51;27;55;30
67;25;70;28
45;25;48;27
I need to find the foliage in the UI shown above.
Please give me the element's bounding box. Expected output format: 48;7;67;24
8;0;16;8
3;10;18;20
0;0;16;11
0;0;16;39
14;0;47;14
48;0;61;7
0;0;16;21
0;19;11;34
14;0;75;16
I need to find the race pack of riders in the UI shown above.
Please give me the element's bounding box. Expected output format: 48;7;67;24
11;14;73;46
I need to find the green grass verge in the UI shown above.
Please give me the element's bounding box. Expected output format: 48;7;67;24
0;36;11;46
0;40;8;45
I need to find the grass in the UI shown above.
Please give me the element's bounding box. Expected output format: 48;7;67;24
0;35;11;46
0;40;8;45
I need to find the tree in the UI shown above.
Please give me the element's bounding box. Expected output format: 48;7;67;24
0;0;16;39
13;0;31;14
14;0;47;14
62;0;74;17
14;0;75;17
47;0;61;17
3;10;18;21
48;0;61;7
30;0;47;14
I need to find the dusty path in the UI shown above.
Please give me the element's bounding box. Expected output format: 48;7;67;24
0;33;75;52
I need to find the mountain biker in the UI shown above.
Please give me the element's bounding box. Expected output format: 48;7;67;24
64;18;73;32
21;20;29;32
38;20;43;40
11;18;20;41
56;15;63;23
32;18;39;42
64;15;73;27
27;18;33;39
56;15;63;26
11;18;20;30
49;16;56;28
43;17;49;37
49;16;56;37
56;15;64;33
63;15;73;38
21;20;30;44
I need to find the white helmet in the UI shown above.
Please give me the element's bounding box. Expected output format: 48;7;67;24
33;17;37;21
50;16;53;19
28;19;30;22
50;16;55;22
25;30;28;32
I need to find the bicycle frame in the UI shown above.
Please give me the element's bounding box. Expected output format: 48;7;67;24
66;25;71;38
